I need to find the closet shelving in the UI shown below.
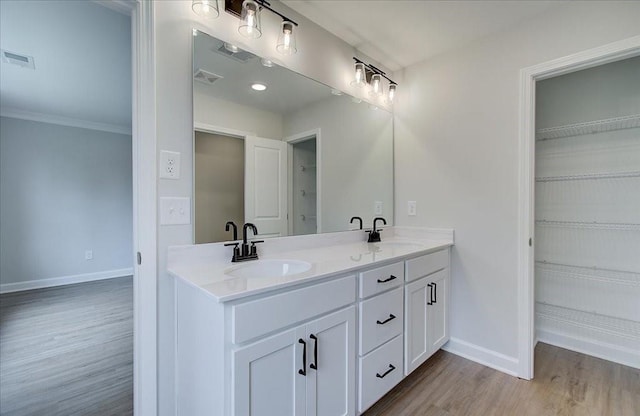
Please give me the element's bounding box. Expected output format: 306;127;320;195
535;261;640;286
300;214;317;221
299;164;316;171
535;220;640;231
535;113;640;141
535;170;640;182
300;189;317;197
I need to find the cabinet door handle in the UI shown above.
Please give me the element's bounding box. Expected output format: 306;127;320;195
376;364;396;379
309;334;318;370
298;338;306;376
427;283;433;305
433;282;437;304
377;275;397;283
376;314;396;325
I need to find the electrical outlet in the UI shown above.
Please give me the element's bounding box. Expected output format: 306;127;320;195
374;201;383;215
408;201;417;216
85;250;93;260
160;150;181;179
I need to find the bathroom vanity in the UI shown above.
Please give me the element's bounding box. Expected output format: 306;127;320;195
169;227;453;415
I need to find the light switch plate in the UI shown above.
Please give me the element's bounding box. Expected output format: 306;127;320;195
408;201;417;216
374;201;383;215
160;197;191;225
160;150;181;179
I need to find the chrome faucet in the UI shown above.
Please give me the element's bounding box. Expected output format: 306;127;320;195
367;217;386;243
225;222;263;262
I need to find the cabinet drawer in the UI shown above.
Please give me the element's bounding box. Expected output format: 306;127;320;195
359;287;403;356
358;335;403;413
359;261;403;298
405;249;449;282
232;275;356;344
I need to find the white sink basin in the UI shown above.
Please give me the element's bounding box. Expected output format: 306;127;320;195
225;259;312;279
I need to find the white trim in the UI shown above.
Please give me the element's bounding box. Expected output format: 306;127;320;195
92;0;136;16
537;329;640;370
442;337;519;377
284;129;322;233
194;121;256;138
0;107;131;135
0;269;133;294
131;1;157;414
517;35;640;380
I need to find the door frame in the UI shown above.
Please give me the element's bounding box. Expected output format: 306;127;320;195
284;129;322;234
516;35;640;380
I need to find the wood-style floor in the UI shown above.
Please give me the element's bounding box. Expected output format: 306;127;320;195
0;277;133;416
364;342;639;416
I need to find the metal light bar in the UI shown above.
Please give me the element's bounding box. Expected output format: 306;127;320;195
353;57;397;85
255;0;299;26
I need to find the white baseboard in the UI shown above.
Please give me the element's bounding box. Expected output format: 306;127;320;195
0;268;134;294
537;329;640;370
442;337;519;377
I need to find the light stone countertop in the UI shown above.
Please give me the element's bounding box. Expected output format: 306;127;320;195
168;226;454;302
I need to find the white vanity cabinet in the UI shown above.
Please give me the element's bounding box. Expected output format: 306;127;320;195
404;250;450;375
233;306;356;416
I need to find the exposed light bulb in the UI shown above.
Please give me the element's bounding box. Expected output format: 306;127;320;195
276;21;297;55
351;62;366;87
239;0;262;39
370;74;383;97
192;0;219;19
388;84;397;103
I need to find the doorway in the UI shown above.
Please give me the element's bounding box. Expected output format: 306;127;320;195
517;36;640;380
291;137;318;235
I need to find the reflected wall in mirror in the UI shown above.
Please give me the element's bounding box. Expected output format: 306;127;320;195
193;30;393;243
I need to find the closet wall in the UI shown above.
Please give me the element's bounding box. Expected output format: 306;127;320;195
534;57;640;368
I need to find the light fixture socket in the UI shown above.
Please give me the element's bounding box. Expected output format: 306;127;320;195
351;62;366;88
192;0;220;18
276;20;297;55
239;0;262;39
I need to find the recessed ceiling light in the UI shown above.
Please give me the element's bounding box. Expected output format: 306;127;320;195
251;83;267;91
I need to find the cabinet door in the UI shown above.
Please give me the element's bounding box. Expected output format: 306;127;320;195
404;276;429;375
233;327;306;416
306;306;356;416
427;269;449;353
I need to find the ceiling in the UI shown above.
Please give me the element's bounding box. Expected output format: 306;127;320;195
282;0;564;72
194;31;336;115
0;1;131;130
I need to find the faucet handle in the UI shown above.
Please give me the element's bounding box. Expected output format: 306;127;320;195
224;242;239;247
250;240;264;255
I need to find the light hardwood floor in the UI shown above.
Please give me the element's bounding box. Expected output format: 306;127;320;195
364;342;639;416
0;277;133;416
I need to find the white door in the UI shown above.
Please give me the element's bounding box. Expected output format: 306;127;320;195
245;136;288;238
232;327;306;416
305;306;356;416
404;276;429;375
427;270;449;353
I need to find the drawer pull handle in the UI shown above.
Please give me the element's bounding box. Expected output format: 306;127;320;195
377;275;397;283
427;283;433;305
298;338;306;376
309;334;318;370
376;364;396;379
377;314;396;325
433;282;437;304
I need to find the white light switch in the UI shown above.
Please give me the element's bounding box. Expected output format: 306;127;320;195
160;197;191;225
160;150;181;179
408;201;417;216
374;201;383;215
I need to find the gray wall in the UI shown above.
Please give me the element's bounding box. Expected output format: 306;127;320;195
0;117;132;285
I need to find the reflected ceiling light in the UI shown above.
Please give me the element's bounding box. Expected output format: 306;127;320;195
192;0;219;19
261;58;274;67
276;20;297;55
251;83;267;91
223;42;239;53
331;89;343;96
351;97;362;104
239;0;262;38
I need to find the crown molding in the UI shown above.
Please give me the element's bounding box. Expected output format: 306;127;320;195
0;107;131;135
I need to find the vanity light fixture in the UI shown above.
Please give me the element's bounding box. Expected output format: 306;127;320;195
238;0;262;38
276;20;297;55
192;0;219;19
352;57;399;104
251;83;267;91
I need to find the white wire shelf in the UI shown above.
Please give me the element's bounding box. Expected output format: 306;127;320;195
299;164;317;171
535;114;640;141
535;261;640;286
535;220;640;231
535;171;640;182
300;215;317;221
300;190;317;197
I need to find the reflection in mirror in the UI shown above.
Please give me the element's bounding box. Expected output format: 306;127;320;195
193;30;393;243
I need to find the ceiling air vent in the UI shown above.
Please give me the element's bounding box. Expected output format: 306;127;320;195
1;50;35;69
214;44;255;63
194;69;223;85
